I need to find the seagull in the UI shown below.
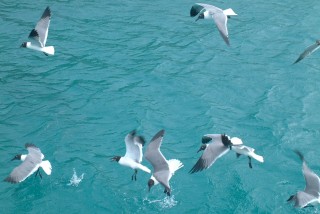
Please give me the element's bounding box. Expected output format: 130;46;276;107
293;40;320;64
4;143;52;183
189;134;237;173
145;130;183;196
287;150;320;208
190;3;237;46
227;137;264;168
111;130;151;181
20;6;55;56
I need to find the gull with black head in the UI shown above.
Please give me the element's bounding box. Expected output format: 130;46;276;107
145;129;183;196
4;143;52;183
111;130;151;181
20;6;55;55
287;150;320;208
189;134;240;173
190;3;237;46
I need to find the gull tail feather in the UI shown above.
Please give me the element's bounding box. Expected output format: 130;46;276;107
138;164;151;173
168;159;184;174
40;160;52;175
223;8;237;16
250;153;264;163
43;46;55;55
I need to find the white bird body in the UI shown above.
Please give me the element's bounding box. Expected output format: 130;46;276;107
24;42;54;55
231;144;264;163
112;130;151;181
228;137;264;168
118;156;151;173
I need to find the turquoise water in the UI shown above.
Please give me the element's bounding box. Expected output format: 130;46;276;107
1;0;320;213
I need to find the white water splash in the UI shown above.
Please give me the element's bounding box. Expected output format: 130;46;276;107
144;195;178;209
67;168;84;187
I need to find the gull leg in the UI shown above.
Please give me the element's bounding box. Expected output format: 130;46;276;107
35;168;40;177
132;169;137;181
248;157;252;169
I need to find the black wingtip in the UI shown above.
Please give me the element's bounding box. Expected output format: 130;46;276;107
129;130;136;136
189;158;205;174
135;136;146;146
201;136;211;144
28;29;39;39
150;129;165;142
4;177;17;184
293;58;301;64
294;150;304;162
41;6;51;19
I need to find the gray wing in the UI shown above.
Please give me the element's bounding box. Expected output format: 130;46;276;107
29;7;51;47
145;129;169;173
189;140;229;174
303;162;320;197
4;144;42;183
196;3;222;13
212;13;229;45
295;191;317;208
294;42;320;64
145;130;170;190
124;130;144;163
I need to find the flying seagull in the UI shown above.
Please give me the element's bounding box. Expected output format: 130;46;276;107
190;3;237;46
145;130;183;196
189;134;241;173
111;130;151;181
226;137;264;168
4;143;52;183
287;150;320;208
20;6;55;56
293;40;320;64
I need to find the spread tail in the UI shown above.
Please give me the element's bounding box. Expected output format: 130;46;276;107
43;46;55;55
40;160;52;175
168;159;184;174
223;8;237;16
138;164;151;173
250;153;264;163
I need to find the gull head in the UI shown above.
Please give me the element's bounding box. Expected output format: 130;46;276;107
148;178;155;192
111;156;121;162
20;42;31;48
11;154;22;161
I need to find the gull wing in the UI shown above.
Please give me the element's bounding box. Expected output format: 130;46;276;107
295;191;317;208
212;13;230;45
29;7;51;47
294;42;320;64
145;130;170;190
189;134;229;173
124;130;145;163
195;3;222;14
4;144;42;183
302;162;320;197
